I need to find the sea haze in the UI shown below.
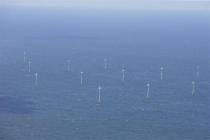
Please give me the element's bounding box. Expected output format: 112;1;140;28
0;7;210;140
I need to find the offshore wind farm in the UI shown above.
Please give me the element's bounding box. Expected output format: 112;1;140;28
0;5;209;140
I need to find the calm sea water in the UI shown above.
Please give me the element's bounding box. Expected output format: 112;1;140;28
0;7;210;140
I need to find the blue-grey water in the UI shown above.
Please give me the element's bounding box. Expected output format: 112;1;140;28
0;7;210;140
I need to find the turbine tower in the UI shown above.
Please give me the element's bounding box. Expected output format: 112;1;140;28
146;83;150;98
160;66;164;80
98;85;102;103
192;81;195;96
121;68;125;82
23;51;26;63
28;59;31;73
80;72;84;85
34;72;38;86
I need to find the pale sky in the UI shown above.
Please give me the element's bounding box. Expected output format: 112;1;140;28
1;0;210;10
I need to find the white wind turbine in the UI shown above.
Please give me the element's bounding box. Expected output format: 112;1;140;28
146;83;150;98
97;85;102;103
34;72;38;86
28;59;31;73
121;68;126;82
23;51;26;63
160;66;164;80
192;81;196;96
80;72;84;85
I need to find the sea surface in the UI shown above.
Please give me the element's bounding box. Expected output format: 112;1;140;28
0;7;210;140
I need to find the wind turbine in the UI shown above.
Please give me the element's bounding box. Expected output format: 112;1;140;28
121;68;126;82
98;85;102;103
34;72;38;86
80;72;84;85
192;81;195;96
160;66;164;80
28;59;31;73
23;51;26;63
146;83;150;98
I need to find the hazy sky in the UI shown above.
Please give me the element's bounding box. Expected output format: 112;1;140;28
1;0;210;10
